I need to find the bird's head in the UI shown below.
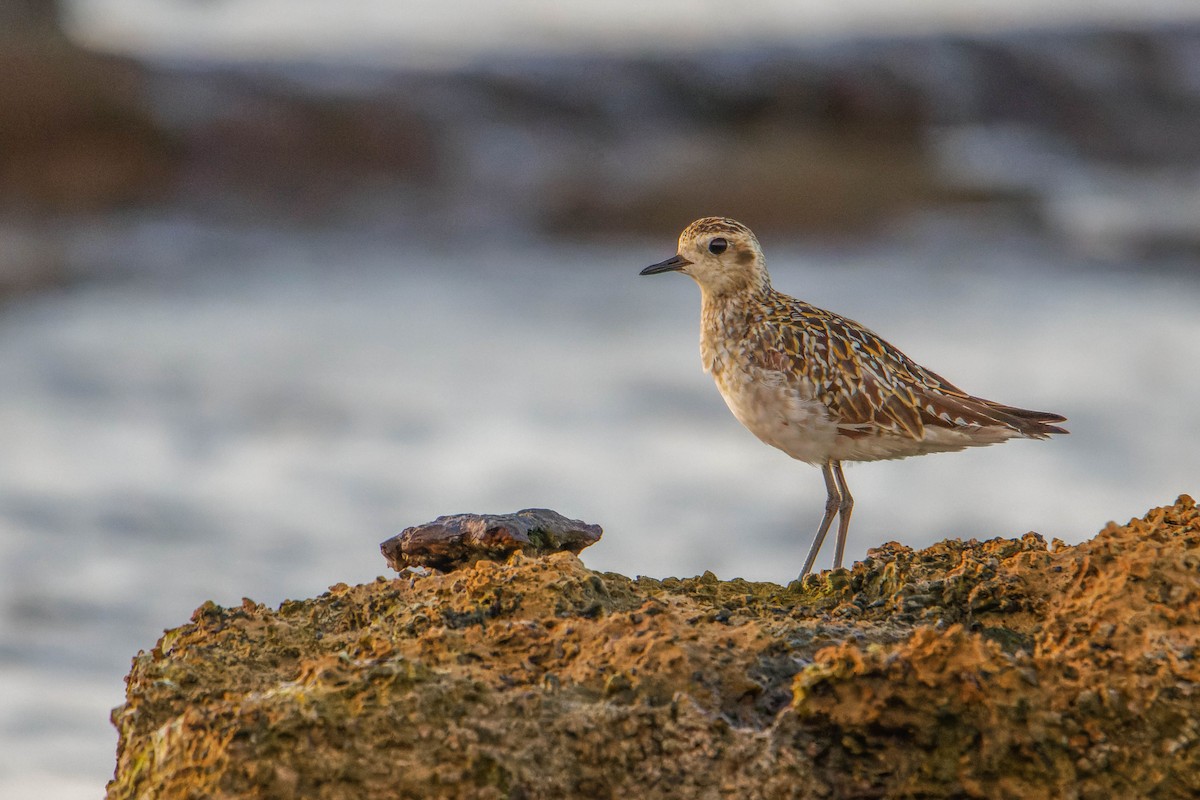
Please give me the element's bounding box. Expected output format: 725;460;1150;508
640;217;770;296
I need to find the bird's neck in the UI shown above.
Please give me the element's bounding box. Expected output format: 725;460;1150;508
699;281;775;372
700;278;773;321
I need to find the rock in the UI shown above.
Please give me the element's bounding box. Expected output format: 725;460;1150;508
150;70;441;223
0;0;62;41
0;43;177;215
107;496;1200;799
0;11;179;300
380;508;603;572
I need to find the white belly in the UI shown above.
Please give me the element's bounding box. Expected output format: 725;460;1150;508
712;364;839;465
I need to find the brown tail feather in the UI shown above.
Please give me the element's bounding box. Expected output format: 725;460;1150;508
978;399;1069;437
917;386;1068;438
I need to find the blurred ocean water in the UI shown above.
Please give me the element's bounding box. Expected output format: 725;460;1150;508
1;213;1197;796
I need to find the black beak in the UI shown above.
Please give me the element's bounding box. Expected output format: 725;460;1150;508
639;254;692;275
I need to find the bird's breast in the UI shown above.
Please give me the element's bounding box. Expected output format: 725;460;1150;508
710;358;838;465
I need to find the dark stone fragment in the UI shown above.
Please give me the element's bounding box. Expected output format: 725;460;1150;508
381;508;602;572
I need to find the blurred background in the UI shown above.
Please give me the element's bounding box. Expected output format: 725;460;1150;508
2;1;1200;796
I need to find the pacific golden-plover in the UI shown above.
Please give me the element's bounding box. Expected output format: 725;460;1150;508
640;217;1067;578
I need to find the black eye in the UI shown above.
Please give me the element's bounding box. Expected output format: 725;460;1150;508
708;237;728;254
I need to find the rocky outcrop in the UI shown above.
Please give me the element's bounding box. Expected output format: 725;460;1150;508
0;43;176;216
107;496;1199;799
0;7;176;298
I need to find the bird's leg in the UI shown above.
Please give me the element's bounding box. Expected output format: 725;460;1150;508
799;460;841;579
831;461;854;570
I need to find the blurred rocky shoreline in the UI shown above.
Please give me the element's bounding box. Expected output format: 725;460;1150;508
107;496;1199;798
4;20;1200;296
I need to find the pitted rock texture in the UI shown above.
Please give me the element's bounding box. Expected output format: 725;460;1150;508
108;496;1199;800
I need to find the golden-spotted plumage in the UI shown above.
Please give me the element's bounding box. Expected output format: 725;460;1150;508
641;216;1067;578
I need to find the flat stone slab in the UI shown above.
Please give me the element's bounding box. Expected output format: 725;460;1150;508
380;508;602;572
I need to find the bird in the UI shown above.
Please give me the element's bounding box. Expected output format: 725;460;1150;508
639;217;1067;579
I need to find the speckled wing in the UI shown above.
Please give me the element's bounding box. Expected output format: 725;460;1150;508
758;299;1067;440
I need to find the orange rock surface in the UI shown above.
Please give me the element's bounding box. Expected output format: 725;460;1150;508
108;496;1199;799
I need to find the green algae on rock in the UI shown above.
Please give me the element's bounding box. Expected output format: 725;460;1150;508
109;496;1200;799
